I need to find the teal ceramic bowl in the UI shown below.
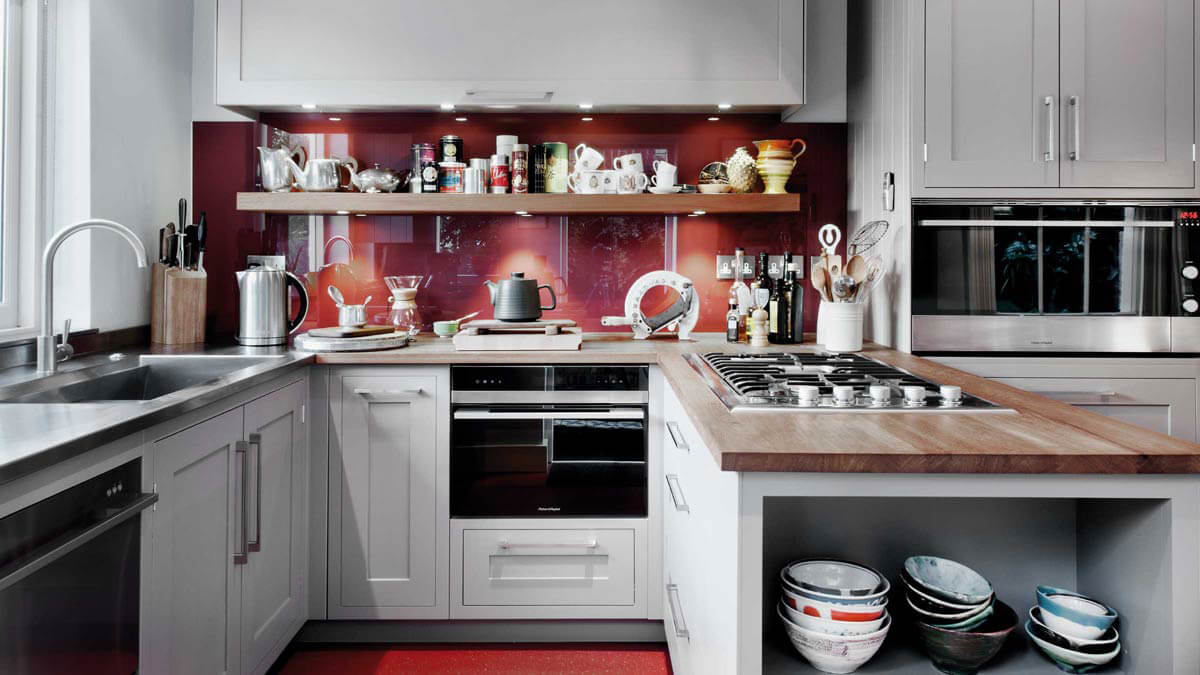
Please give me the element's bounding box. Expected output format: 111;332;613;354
904;556;994;606
432;320;459;337
1035;586;1117;640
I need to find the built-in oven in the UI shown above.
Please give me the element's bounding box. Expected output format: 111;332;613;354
911;201;1200;353
450;365;649;518
0;459;156;674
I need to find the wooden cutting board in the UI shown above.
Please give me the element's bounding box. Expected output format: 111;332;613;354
453;324;582;351
308;324;395;338
459;319;577;335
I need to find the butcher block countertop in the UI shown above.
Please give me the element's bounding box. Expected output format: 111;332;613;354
315;334;1200;474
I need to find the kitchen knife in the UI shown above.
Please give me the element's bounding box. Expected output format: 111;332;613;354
158;227;166;264
196;212;207;272
164;223;177;267
178;197;188;232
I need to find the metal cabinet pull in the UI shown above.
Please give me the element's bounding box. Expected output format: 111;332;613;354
497;539;598;550
355;387;423;401
666;474;689;513
1043;96;1055;162
1068;95;1080;160
0;493;156;593
234;440;249;565
1031;390;1119;404
247;433;262;553
666;583;690;640
666;421;690;452
454;409;643;420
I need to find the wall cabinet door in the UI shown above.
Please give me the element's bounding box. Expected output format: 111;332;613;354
145;408;244;675
240;381;307;674
216;0;805;109
923;0;1060;188
329;371;446;619
993;377;1198;442
1058;0;1194;188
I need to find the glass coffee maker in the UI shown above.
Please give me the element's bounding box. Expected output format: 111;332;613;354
385;275;425;336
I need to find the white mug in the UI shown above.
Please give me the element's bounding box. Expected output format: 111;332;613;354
573;143;605;172
617;170;649;194
613;153;644;174
602;170;619;194
568;169;606;194
652;159;676;175
651;161;677;188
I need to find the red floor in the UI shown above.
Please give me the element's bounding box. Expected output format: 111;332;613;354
273;644;672;675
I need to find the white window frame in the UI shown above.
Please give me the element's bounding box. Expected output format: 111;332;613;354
0;0;49;337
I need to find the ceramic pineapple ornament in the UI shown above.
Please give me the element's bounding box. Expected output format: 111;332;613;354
727;146;758;193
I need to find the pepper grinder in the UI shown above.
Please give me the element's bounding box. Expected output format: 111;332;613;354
750;307;770;347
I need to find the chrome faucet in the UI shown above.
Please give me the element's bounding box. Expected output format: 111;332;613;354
37;219;148;375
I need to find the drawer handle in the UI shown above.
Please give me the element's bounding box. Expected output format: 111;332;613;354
666;583;690;640
666;421;690;452
497;539;598;550
1030;390;1119;404
355;387;423;401
666;474;689;513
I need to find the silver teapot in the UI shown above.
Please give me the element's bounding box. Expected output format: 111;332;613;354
483;273;557;322
257;133;307;192
286;154;357;192
347;163;409;193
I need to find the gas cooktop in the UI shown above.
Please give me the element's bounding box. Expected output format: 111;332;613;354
685;352;1011;413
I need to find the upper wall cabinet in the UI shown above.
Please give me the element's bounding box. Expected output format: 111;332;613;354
921;0;1195;192
215;0;808;111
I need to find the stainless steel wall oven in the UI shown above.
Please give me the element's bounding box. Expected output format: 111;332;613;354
450;365;649;518
911;201;1200;353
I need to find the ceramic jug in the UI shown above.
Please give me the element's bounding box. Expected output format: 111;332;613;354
483;273;557;322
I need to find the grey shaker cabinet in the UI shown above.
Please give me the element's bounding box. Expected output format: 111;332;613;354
144;380;308;675
922;0;1195;190
923;0;1060;188
328;367;449;619
1058;0;1195;188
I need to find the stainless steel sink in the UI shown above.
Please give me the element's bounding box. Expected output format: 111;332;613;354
0;354;285;403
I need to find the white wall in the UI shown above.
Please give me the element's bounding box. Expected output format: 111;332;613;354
846;0;915;351
48;0;195;332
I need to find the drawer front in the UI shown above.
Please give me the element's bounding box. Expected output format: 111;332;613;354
993;376;1197;441
461;528;636;607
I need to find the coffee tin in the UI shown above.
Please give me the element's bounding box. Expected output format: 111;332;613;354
542;141;569;194
440;135;464;164
464;167;486;194
413;143;437;193
530;144;545;193
489;153;509;193
511;144;529;194
438;161;466;193
469;157;491;187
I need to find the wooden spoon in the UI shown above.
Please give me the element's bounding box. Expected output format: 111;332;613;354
810;264;831;303
846;255;868;284
455;311;480;323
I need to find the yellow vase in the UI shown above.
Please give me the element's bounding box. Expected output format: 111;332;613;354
752;138;806;194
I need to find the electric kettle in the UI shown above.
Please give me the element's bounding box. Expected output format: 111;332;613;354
236;263;309;345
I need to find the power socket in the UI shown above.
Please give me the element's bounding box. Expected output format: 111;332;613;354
716;255;735;280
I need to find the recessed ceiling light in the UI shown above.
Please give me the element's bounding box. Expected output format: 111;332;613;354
693;210;706;215
336;210;349;215
301;103;317;110
515;210;528;215
581;117;593;122
520;213;533;217
578;102;593;110
708;116;720;121
439;102;455;110
717;103;732;110
485;104;518;109
355;213;366;217
328;116;342;121
455;117;468;122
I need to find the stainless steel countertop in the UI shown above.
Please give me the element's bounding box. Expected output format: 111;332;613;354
0;344;314;486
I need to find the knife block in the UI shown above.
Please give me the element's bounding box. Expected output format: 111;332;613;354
151;262;207;344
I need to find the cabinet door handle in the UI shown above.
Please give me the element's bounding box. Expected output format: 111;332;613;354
1030;390;1119;404
355;387;423;401
666;583;690;640
666;421;690;452
666;474;689;513
497;539;598;551
234;440;249;565
1068;95;1080;160
247;433;262;554
1043;96;1055;162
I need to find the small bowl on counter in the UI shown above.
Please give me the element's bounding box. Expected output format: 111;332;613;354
432;320;460;337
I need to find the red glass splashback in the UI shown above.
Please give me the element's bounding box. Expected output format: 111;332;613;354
192;113;846;338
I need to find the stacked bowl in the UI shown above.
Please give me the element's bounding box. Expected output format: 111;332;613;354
1025;586;1120;673
777;558;892;674
903;556;1016;675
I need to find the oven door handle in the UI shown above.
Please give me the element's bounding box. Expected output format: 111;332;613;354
355;387;424;401
453;410;645;420
0;493;158;593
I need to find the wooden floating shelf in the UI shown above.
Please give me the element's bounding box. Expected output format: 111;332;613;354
236;191;804;215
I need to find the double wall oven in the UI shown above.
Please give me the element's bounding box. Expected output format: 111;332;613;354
912;201;1200;353
450;365;649;518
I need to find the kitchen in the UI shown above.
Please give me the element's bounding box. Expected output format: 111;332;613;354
1;1;1198;674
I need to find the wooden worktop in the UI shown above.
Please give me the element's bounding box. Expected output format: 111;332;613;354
314;334;1200;474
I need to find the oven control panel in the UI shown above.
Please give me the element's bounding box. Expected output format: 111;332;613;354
451;365;648;391
1178;210;1200;315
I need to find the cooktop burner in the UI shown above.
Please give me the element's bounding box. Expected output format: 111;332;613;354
685;352;1010;413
